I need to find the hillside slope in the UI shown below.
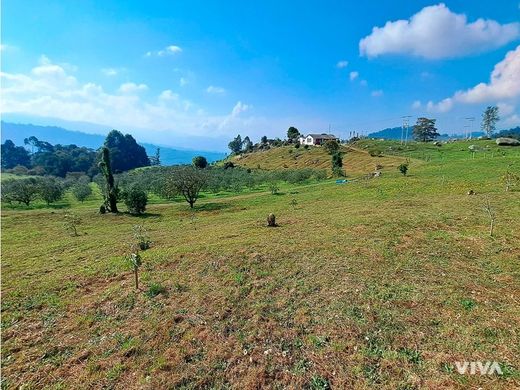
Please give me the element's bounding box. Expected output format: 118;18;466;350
230;144;410;177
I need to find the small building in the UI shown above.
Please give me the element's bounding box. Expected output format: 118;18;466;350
299;133;339;146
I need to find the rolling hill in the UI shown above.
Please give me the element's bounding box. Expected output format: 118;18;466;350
229;144;410;177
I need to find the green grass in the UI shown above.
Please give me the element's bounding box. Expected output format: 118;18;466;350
1;140;520;389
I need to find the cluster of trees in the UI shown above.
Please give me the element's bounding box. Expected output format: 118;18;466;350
1;175;92;206
1;130;150;177
228;127;304;155
1;137;98;176
115;164;326;209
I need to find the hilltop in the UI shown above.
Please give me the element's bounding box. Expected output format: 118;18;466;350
227;144;410;177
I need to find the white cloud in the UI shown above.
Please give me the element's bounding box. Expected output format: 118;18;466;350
359;3;520;59
497;102;515;116
336;60;348;69
502;114;520;126
179;77;188;87
427;45;520;112
412;100;421;109
118;82;148;94
0;56;266;142
102;68;118;76
371;90;383;97
145;45;183;57
349;71;359;81
206;85;226;95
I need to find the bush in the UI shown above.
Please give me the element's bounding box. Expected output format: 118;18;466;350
63;213;81;236
294;143;300;149
123;185;148;214
145;282;167;298
398;163;409;176
38;177;65;205
133;225;151;250
269;182;280;195
1;178;40;206
72;182;92;202
192;155;208;169
223;161;235;169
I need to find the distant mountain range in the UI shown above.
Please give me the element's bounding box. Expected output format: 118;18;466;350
367;126;485;140
0;122;227;166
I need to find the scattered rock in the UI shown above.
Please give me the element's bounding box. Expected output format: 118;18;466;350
468;145;478;151
496;137;520;146
373;171;382;177
433;141;442;146
267;213;276;227
467;190;475;195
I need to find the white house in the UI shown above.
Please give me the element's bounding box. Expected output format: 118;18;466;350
299;133;339;146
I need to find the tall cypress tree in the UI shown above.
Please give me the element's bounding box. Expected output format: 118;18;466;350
98;147;118;213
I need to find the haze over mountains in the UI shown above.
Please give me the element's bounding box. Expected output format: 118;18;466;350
0;121;227;166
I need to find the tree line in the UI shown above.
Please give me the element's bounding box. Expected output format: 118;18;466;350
1;129;150;176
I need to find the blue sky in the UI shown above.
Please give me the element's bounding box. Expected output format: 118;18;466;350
1;1;520;150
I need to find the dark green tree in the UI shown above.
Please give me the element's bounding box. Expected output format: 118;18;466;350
228;134;243;154
413;117;439;142
98;147;118;213
1;140;31;169
192;155;208;169
331;152;344;176
123;185;148;214
287;127;300;142
150;147;161;166
323;139;340;155
481;106;500;137
261;136;268;145
104;130;150;172
242;136;253;152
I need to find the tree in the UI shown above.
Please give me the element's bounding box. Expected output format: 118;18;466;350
1;140;31;169
167;166;208;208
72;182;92;202
261;136;268;145
38;177;64;205
98;147;118;213
323;139;340;155
104;130;150;172
398;163;409;176
242;136;253;152
413;117;439;142
123;185;148;214
228;134;243;154
1;178;40;206
331;152;344;176
192;155;208;169
287;127;300;142
481;106;500;137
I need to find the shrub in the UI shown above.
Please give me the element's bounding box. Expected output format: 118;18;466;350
123;185;148;214
72;182;92;202
269;182;279;195
133;225;151;250
314;170;327;181
145;282;167;298
192;155;208;169
398;163;409;176
304;145;309;150
223;161;235;169
63;213;81;236
294;143;300;149
38;177;64;205
1;178;40;206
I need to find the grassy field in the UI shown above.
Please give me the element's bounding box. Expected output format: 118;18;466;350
2;140;519;389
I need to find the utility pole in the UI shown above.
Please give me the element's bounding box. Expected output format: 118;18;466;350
465;117;475;139
402;115;412;145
